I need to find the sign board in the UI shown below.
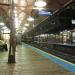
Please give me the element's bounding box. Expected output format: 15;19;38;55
38;10;52;16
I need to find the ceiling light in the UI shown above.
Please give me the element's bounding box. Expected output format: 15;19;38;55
3;29;10;33
2;26;7;30
20;0;27;6
14;0;18;4
34;0;47;7
27;16;34;22
23;27;27;30
14;10;17;14
60;32;63;34
25;23;29;26
72;20;75;24
33;7;45;11
22;27;27;33
0;22;5;26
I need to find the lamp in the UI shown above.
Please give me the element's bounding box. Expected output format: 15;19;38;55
34;0;47;7
27;16;34;22
0;22;5;26
25;23;29;26
14;0;18;4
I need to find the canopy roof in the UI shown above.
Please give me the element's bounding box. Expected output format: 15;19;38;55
0;0;74;33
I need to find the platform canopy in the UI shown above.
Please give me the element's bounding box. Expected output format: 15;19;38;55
0;0;74;34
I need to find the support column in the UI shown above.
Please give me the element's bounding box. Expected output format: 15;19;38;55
8;30;16;63
70;31;73;44
0;30;1;40
8;0;16;63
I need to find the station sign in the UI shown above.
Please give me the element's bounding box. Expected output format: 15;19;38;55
38;10;52;16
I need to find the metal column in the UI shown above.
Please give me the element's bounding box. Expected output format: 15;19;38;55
8;0;16;63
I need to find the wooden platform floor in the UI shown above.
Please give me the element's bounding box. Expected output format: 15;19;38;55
0;44;75;75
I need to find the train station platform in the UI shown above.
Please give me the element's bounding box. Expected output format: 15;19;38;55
0;43;75;75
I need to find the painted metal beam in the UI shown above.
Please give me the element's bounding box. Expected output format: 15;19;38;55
0;3;10;6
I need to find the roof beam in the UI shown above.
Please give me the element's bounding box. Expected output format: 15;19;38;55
0;3;10;6
54;0;74;14
52;0;63;6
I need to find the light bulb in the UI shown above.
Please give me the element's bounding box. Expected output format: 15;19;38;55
35;0;47;7
27;16;34;22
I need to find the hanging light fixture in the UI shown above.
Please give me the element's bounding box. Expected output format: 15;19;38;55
33;7;45;11
0;22;5;26
25;23;29;27
27;16;34;22
34;0;47;7
14;0;18;4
